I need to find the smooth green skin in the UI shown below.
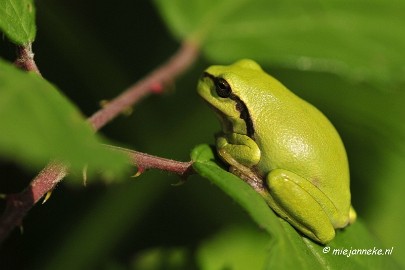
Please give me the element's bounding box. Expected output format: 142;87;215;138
197;59;356;244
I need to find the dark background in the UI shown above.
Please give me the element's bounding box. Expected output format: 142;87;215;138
0;2;247;269
0;1;403;269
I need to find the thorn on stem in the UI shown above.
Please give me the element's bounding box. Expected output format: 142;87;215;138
82;165;88;186
121;106;133;116
100;99;133;116
42;190;53;204
99;99;109;108
171;178;186;187
132;167;145;178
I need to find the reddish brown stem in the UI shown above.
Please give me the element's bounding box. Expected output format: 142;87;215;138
0;41;199;242
0;162;67;239
106;145;194;178
88;41;199;130
14;44;41;75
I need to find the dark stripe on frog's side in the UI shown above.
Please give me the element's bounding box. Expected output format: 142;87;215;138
202;72;255;137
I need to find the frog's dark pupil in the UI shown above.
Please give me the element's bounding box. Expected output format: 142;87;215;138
215;78;231;98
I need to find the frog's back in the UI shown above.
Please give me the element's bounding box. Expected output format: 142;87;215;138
249;76;351;222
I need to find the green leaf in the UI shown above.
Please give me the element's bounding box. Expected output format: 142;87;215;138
154;0;405;85
191;144;282;235
132;247;190;270
191;144;400;269
0;58;128;176
197;225;271;270
0;0;36;44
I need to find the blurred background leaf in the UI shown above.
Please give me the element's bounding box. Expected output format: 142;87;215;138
0;59;128;177
0;0;36;44
197;225;271;270
0;0;403;269
155;0;405;86
131;246;191;270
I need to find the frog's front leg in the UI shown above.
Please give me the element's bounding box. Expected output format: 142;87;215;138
216;133;262;186
264;169;337;244
217;133;260;167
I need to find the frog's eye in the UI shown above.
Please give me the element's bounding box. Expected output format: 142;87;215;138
215;78;232;98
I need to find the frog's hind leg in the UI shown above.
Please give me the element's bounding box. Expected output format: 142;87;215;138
264;169;336;244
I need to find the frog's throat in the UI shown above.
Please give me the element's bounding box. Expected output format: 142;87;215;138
210;103;254;138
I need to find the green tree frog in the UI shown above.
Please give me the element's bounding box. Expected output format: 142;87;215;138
197;59;356;244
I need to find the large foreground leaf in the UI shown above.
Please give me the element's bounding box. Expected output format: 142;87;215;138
154;0;405;86
191;144;399;269
0;0;36;44
0;59;128;176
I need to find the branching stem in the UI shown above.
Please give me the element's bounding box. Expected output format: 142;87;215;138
0;41;199;243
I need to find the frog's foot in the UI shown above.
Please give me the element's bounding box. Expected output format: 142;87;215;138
349;206;357;224
265;169;337;244
216;134;260;168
